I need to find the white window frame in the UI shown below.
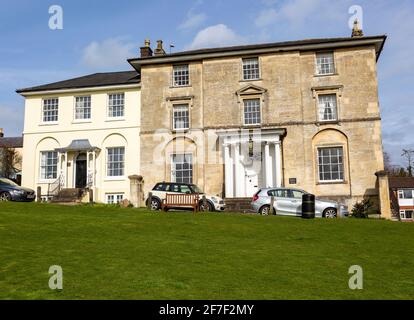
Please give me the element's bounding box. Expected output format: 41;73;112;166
107;93;125;119
242;57;260;80
171;153;193;184
172;104;190;130
106;193;124;204
243;98;261;126
106;147;125;179
398;189;414;199
316;52;335;75
172;64;190;87
317;146;345;183
74;95;91;122
400;210;413;220
318;94;338;122
39;151;58;182
42;98;59;123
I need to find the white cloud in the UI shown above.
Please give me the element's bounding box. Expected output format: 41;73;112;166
81;37;135;69
178;10;207;31
255;8;278;28
187;24;245;50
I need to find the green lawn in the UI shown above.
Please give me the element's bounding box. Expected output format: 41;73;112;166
0;202;413;300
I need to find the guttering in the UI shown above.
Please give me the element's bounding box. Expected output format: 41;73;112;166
17;83;141;97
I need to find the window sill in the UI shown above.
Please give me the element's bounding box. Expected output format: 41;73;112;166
242;123;262;128
239;78;262;82
39;122;59;126
317;120;340;126
172;128;190;133
314;73;338;78
316;180;347;185
104;176;126;182
170;85;192;89
72;120;92;124
105;117;125;122
38;179;57;184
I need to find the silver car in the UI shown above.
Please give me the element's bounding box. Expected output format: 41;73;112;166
251;188;349;218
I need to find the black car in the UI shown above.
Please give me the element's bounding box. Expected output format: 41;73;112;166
0;178;36;202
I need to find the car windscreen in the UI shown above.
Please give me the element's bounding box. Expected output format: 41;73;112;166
190;184;204;194
0;178;18;186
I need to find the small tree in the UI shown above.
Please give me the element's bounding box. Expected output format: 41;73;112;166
402;149;414;177
351;198;375;218
0;147;22;179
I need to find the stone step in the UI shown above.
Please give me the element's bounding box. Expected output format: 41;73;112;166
224;198;253;212
50;188;85;203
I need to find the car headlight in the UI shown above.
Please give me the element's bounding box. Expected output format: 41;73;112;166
210;197;218;203
11;189;24;195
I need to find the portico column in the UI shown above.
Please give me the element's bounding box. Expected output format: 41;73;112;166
87;151;92;187
63;152;67;188
224;144;234;198
264;142;273;187
274;141;282;187
234;143;244;197
92;151;96;187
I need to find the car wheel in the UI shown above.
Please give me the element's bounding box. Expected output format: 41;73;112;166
200;201;214;212
323;208;337;218
0;192;11;202
259;205;270;215
150;198;161;211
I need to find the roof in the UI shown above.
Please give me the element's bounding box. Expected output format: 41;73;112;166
389;177;414;189
128;35;387;69
55;139;100;153
0;137;23;148
16;71;140;94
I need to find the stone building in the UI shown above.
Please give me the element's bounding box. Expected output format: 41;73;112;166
128;32;387;208
17;27;389;211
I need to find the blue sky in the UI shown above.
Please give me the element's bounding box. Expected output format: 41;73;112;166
0;0;413;166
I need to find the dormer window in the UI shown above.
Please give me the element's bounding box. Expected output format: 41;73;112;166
173;64;189;86
316;52;335;75
242;58;260;80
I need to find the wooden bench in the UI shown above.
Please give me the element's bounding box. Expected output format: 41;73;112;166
161;193;200;212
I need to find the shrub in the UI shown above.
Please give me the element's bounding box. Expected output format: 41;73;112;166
351;198;374;218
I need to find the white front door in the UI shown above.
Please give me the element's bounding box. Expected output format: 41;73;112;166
245;171;259;197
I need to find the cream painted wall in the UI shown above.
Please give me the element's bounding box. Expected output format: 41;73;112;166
21;86;141;203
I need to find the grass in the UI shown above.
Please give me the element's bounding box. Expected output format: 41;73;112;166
0;202;413;300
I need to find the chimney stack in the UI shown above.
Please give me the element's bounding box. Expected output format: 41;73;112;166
140;39;153;58
351;19;364;37
154;40;166;56
0;128;4;138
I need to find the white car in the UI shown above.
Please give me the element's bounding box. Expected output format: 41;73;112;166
146;182;226;212
251;187;349;217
